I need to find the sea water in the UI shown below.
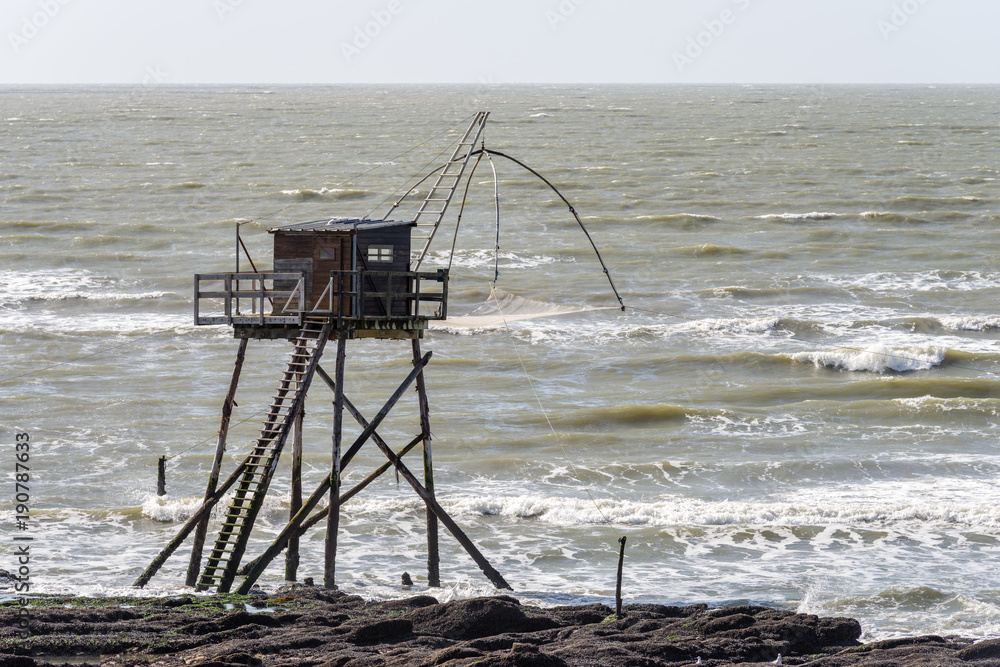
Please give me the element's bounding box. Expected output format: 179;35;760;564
3;84;1000;640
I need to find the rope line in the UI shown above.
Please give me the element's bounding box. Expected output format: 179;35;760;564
243;113;480;228
0;332;162;386
162;406;271;462
488;285;622;538
471;148;626;312
486;151;501;283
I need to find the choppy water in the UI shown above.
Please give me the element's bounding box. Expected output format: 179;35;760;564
3;84;1000;640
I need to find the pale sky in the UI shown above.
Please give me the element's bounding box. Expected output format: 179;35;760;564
1;0;998;85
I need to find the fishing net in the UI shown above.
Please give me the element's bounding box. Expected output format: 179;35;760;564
434;288;616;328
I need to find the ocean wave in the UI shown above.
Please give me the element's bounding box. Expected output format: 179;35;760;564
672;244;747;256
411;493;1000;529
789;344;946;373
555;403;714;428
755;211;839;221
682;316;782;335
938;316;1000;331
425;249;564;270
634;213;721;225
278;187;370;200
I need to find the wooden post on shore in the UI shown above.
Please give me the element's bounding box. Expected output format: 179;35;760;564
186;337;248;587
134;460;248;588
413;338;440;587
324;337;347;590
157;457;167;497
286;392;303;583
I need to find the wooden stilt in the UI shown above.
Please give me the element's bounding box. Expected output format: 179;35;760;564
412;338;440;587
237;433;425;580
324;337;347;590
286;395;303;582
236;353;430;594
185;337;248;587
322;354;510;589
134;461;248;588
370;430;512;590
157;456;167;497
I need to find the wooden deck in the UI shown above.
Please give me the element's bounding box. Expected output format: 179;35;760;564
194;270;448;340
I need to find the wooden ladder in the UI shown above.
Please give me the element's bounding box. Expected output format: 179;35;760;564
410;111;489;270
196;315;333;593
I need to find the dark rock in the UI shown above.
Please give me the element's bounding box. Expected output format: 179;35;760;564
696;613;756;634
424;645;484;664
377;596;439;612
0;655;35;667
181;611;283;635
407;598;532;640
189;652;263;667
345;619;413;645
550;603;611;625
958;637;1000;661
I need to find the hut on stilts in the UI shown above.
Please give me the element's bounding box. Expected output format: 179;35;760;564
136;110;624;594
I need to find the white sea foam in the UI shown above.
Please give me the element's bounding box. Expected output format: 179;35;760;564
425;249;564;271
344;491;1000;530
939;316;1000;331
789;344;945;373
683;317;781;335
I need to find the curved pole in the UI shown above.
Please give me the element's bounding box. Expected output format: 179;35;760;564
471;148;626;311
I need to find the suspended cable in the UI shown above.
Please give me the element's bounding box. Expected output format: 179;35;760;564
472;148;626;312
241;113;480;227
486;151;501;284
488;286;622;539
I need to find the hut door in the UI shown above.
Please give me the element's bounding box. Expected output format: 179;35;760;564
312;236;351;315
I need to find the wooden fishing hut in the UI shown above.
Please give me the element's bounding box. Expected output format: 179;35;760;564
135;111;511;594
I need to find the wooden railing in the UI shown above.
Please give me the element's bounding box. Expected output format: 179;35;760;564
193;269;448;328
194;272;305;326
311;270;449;324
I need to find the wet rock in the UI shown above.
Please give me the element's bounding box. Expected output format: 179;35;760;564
957;637;1000;661
345;619;413;645
406;598;535;640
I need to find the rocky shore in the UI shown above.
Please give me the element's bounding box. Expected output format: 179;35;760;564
2;586;1000;667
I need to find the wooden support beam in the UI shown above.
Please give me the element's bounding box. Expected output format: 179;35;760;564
134;460;247;588
413;338;440;587
324;337;347;590
368;423;512;590
286;395;303;583
237;433;424;579
235;353;431;595
186;338;248;587
318;355;509;590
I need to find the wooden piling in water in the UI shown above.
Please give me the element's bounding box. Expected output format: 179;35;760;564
157;456;167;497
236;352;431;594
134;460;248;588
324;337;347;590
286;396;303;583
237;433;425;580
186;337;248;587
413;338;440;588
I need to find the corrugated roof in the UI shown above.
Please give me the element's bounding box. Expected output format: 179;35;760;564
267;218;414;233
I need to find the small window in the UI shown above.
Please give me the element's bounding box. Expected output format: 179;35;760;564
367;245;393;263
319;248;336;260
